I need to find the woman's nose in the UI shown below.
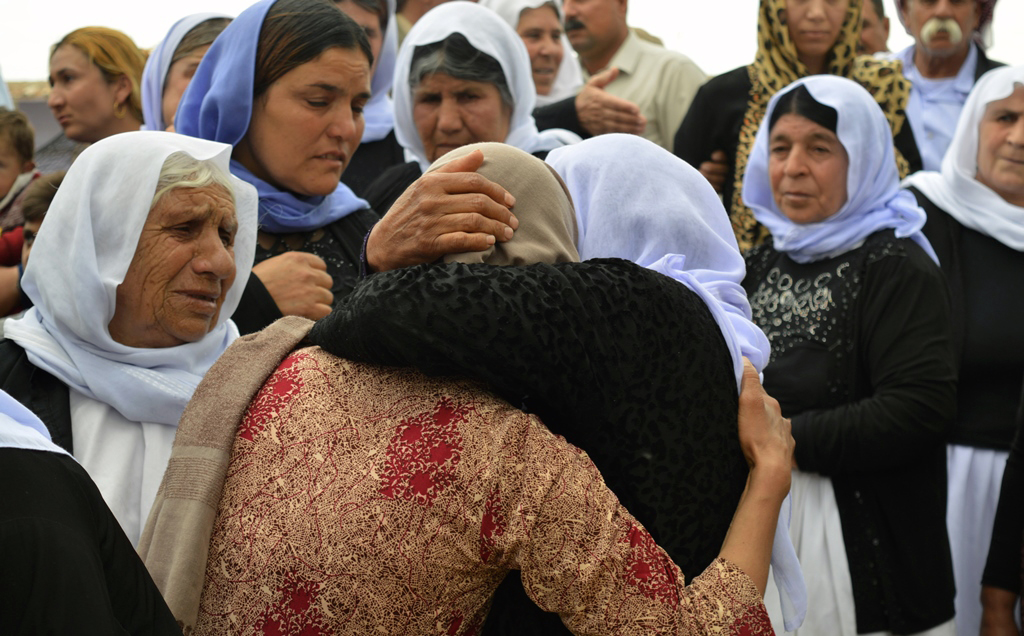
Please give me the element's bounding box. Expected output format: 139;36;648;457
436;98;463;133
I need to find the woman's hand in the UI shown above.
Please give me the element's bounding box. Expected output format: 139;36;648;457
366;150;518;272
699;150;729;193
738;359;794;498
251;252;334;320
575;67;647;136
718;360;794;596
980;586;1022;636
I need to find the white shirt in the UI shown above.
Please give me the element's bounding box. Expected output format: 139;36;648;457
893;43;979;172
70;390;176;546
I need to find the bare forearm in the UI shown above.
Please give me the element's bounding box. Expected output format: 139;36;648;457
718;466;789;596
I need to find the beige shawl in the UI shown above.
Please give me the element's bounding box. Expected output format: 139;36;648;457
138;315;314;632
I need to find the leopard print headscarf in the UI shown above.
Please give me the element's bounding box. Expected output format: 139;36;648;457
730;0;912;251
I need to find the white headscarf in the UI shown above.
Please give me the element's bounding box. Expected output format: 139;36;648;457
477;0;583;106
744;75;938;264
362;0;399;143
546;134;771;388
4;131;258;427
141;13;232;132
547;133;805;631
0;389;70;456
903;65;1024;251
392;0;580;172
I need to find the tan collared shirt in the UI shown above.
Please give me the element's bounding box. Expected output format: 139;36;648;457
583;30;707;151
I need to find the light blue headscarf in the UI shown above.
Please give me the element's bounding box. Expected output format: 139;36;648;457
743;75;938;264
0;389;69;456
141;13;231;132
175;0;371;233
360;0;398;143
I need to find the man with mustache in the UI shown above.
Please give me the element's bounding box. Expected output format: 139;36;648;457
553;0;706;151
892;0;1004;171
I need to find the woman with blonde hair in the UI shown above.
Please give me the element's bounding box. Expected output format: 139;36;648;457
48;26;146;143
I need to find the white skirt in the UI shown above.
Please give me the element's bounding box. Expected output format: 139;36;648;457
947;444;1009;636
765;470;958;636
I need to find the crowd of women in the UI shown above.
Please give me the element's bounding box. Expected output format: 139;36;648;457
0;0;1022;634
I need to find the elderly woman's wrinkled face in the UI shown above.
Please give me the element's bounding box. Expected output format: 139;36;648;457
108;185;238;348
976;85;1024;207
786;0;849;60
235;47;371;197
413;73;512;163
161;45;211;132
517;5;564;96
48;45;130;143
769;113;849;224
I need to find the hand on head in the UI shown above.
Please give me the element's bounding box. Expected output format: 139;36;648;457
365;149;519;272
575;67;646;136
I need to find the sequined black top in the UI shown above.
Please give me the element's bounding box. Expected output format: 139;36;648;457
744;230;957;634
310;258;748;635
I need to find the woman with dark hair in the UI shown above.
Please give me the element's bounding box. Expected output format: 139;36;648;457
48;26;146;144
362;0;579;215
673;0;919;251
141;13;233;132
177;0;521;332
333;0;407;196
741;75;955;635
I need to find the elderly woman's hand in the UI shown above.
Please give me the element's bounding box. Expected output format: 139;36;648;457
575;67;646;137
251;252;334;320
738;359;794;498
365;150;519;273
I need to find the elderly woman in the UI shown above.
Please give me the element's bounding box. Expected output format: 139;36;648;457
333;0;408;196
362;0;579;214
0;131;257;547
741;75;956;635
177;0;521;332
142;142;791;634
902;65;1024;636
309;136;806;634
478;0;582;105
674;0;919;251
141;13;232;132
48;27;146;145
0;388;179;632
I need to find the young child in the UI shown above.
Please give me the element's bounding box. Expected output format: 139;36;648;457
0;108;40;267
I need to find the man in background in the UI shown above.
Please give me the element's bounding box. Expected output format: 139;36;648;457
892;0;1004;171
561;0;705;150
859;0;891;54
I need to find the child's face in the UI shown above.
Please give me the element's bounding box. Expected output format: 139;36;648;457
0;142;33;201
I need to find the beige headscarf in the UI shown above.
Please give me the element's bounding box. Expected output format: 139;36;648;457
434;142;580;266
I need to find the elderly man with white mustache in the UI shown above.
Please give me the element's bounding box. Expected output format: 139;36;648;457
891;0;1004;172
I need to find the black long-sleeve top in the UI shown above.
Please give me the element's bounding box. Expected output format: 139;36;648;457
309;258;748;635
744;230;957;634
914;188;1024;450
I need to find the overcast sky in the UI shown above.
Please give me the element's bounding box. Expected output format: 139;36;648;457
2;0;1020;82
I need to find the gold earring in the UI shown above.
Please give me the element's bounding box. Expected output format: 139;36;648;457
113;101;127;119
